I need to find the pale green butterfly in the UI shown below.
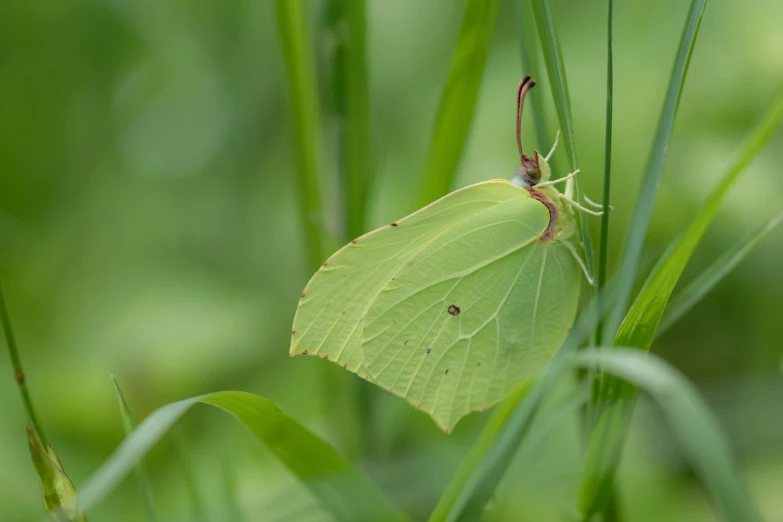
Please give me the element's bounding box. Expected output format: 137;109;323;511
291;76;602;432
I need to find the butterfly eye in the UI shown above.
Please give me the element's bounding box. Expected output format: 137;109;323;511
525;165;541;182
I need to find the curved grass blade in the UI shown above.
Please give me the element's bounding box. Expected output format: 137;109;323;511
28;423;88;522
605;0;709;339
77;391;409;522
322;0;374;241
529;0;594;277
576;349;760;522
580;85;783;518
111;376;157;522
658;209;783;336
276;0;326;272
417;0;501;207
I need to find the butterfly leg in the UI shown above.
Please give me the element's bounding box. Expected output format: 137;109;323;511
584;194;614;211
561;239;595;286
544;129;561;162
535;168;580;188
559;194;604;216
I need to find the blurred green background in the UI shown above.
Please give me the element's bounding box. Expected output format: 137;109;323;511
1;0;782;520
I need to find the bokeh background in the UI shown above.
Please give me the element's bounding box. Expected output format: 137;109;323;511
2;0;783;520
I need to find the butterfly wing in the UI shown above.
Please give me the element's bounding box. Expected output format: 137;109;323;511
361;197;580;431
291;181;533;375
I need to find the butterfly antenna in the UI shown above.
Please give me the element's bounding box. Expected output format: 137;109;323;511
516;76;536;164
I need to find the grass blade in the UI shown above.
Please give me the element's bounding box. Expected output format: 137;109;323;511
111;376;157;522
529;0;594;277
322;0;374;241
575;349;760;522
427;385;529;522
658;210;783;336
1;276;46;444
605;0;708;339
595;0;614;344
77;391;409;522
275;0;326;272
417;0;501;207
580;85;783;517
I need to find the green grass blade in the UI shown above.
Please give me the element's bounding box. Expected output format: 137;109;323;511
529;0;594;277
1;276;46;445
276;0;326;272
77;391;409;522
658;210;783;336
427;385;529;522
322;0;374;241
575;349;760;522
595;0;614;344
579;85;783;517
28;422;88;522
111;376;157;522
417;0;501;207
605;0;708;339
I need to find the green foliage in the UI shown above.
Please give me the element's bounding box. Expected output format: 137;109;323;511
28;423;87;522
111;377;157;522
276;0;326;272
322;0;374;241
576;349;761;522
658;210;783;336
580;84;783;518
77;391;408;522
605;0;709;339
417;0;502;207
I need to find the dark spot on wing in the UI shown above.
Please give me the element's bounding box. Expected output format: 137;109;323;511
404;341;408;345
426;348;431;354
445;369;449;375
448;305;461;316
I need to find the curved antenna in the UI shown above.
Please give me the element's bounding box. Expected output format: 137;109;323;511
516;75;536;164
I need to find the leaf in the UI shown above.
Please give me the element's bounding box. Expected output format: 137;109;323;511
605;0;709;339
275;0;326;272
111;376;157;522
28;422;88;522
417;0;501;207
77;391;408;522
322;0;374;241
657;210;783;336
579;85;783;517
291;180;581;432
575;349;760;522
529;0;594;277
